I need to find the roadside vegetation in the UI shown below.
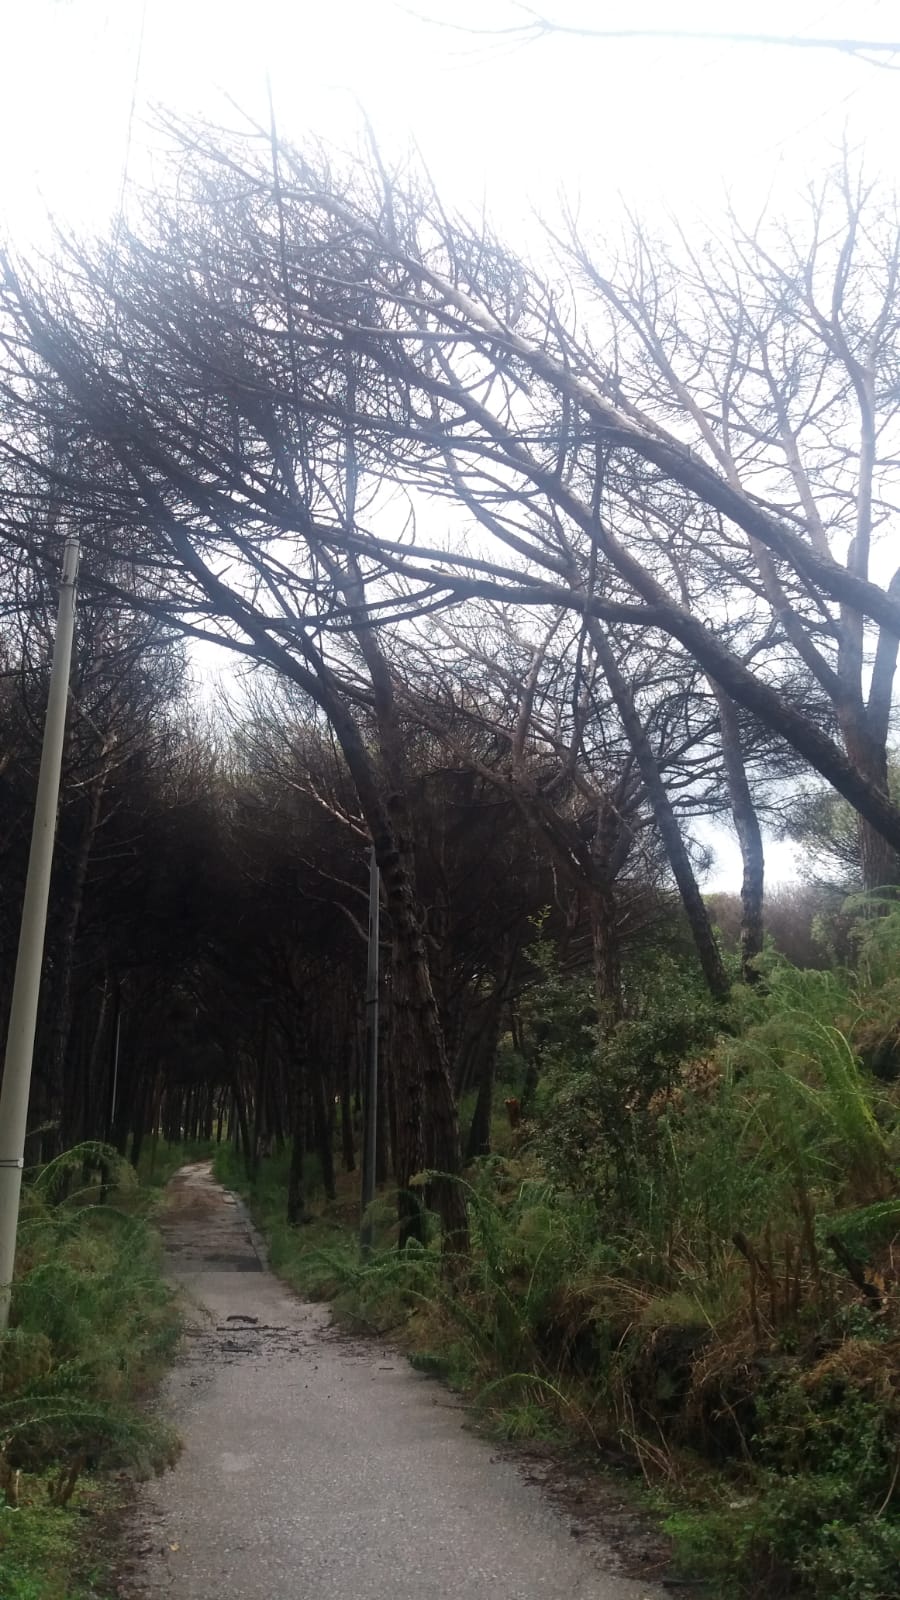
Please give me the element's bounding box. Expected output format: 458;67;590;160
0;1149;180;1600
218;901;900;1600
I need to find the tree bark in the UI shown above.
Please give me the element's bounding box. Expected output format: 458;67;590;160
311;1064;336;1202
231;1072;252;1173
340;1061;356;1173
589;879;624;1026
714;687;765;979
838;710;897;889
250;1013;269;1178
591;624;730;1000
465;942;520;1161
286;1073;309;1225
48;770;109;1154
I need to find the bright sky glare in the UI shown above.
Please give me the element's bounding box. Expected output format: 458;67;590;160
4;0;898;242
3;0;898;887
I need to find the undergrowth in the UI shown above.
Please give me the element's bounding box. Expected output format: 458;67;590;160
0;1474;125;1600
0;1145;180;1600
225;907;900;1600
136;1135;215;1189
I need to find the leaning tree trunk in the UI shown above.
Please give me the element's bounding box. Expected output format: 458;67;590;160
714;686;765;981
591;624;730;1001
839;714;897;891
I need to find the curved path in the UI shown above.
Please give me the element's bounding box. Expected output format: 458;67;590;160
122;1163;665;1600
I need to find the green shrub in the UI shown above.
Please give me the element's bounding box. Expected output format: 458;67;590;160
136;1135;215;1188
0;1147;181;1599
231;913;900;1600
0;1478;114;1599
530;946;724;1211
3;1159;178;1464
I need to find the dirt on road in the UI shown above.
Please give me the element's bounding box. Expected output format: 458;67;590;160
118;1163;670;1600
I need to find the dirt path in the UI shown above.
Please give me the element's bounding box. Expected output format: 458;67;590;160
120;1163;667;1600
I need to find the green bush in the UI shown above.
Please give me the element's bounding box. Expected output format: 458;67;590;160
0;1482;114;1600
530;945;724;1210
228;910;900;1600
136;1135;215;1189
0;1147;180;1599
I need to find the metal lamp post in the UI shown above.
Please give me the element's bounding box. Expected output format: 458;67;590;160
0;537;79;1329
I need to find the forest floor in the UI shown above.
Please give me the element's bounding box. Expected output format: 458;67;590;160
116;1163;671;1600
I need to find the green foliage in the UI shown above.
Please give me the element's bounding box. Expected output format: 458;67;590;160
136;1136;215;1189
666;1365;900;1600
702;1346;900;1600
824;1197;900;1259
235;908;900;1600
212;1141;325;1235
0;1146;180;1599
781;761;900;892
723;1013;890;1205
0;1475;118;1600
529;943;723;1207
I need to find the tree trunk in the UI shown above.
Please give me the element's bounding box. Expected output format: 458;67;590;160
376;1005;391;1185
46;773;109;1155
464;989;505;1164
333;557;467;1251
81;980;110;1144
340;1059;356;1174
589;880;624;1027
250;1015;269;1178
286;1074;308;1226
714;686;765;980
129;1082;148;1170
370;791;466;1247
311;1065;336;1202
464;946;518;1162
231;1073;252;1172
839;713;897;890
592;623;730;1001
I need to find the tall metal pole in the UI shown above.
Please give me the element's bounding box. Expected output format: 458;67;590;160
360;845;380;1254
0;537;79;1330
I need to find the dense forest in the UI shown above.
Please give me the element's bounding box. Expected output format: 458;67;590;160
1;122;899;1597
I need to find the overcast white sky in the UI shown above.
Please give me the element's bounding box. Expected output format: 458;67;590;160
4;0;898;236
3;0;898;887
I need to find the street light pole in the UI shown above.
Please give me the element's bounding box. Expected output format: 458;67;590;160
360;845;380;1255
0;536;80;1330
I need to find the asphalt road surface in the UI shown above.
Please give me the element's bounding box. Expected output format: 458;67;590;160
122;1163;666;1600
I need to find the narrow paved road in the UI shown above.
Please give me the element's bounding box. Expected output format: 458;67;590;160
123;1164;665;1600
